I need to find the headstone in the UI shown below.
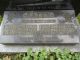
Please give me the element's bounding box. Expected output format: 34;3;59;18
0;10;79;44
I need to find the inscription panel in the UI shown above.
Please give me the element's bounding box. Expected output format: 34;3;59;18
0;11;79;44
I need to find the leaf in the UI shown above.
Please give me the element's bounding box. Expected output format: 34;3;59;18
50;56;55;60
39;55;44;60
63;48;71;54
27;48;33;55
58;58;62;60
23;55;32;60
33;52;39;60
40;48;48;59
54;48;62;54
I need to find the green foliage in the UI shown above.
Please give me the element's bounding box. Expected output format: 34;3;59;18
74;53;80;60
0;15;2;24
22;48;33;60
54;48;73;60
77;14;80;24
38;48;48;60
33;51;39;60
0;48;80;60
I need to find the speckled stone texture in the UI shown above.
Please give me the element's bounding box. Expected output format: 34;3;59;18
0;10;80;52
